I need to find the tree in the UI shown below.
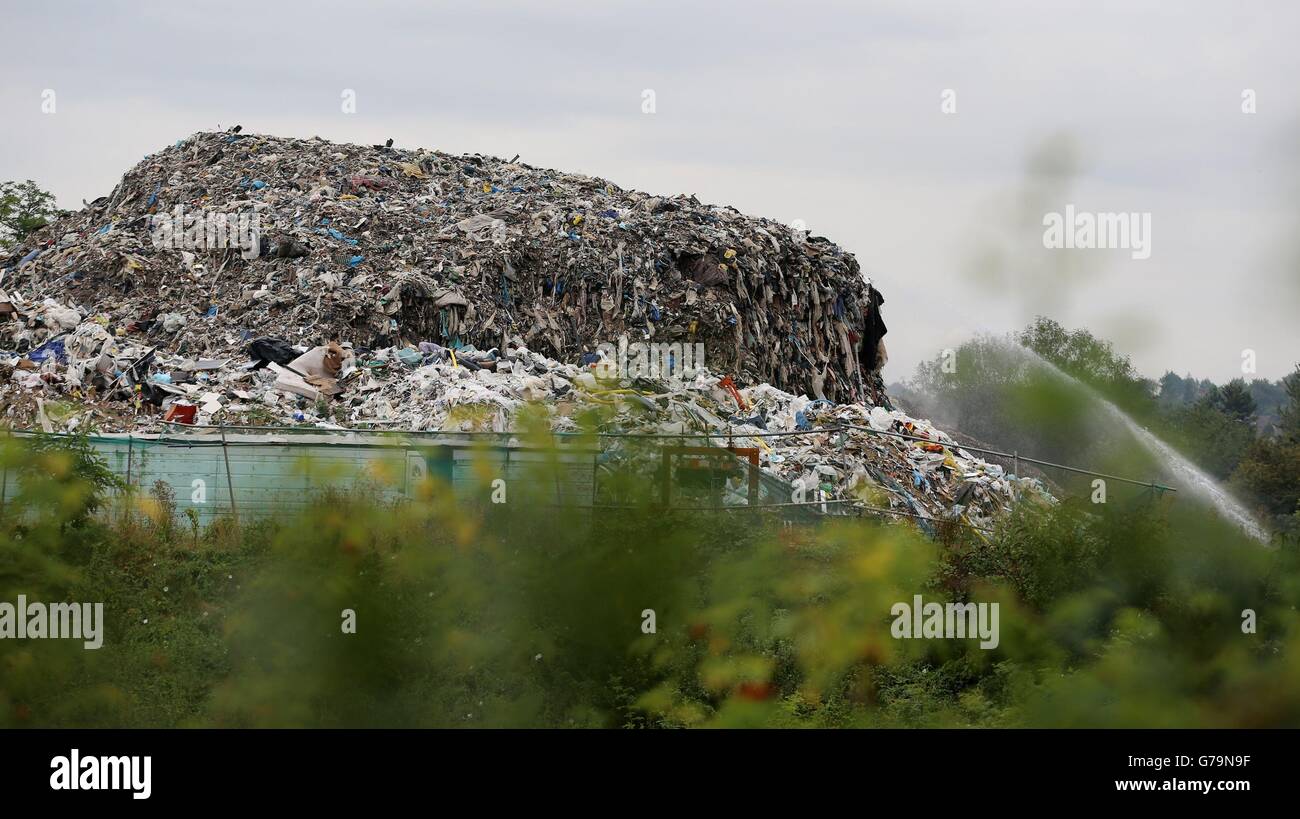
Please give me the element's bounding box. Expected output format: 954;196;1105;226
1160;399;1255;479
1231;364;1300;521
1214;379;1258;423
0;180;59;251
1280;365;1300;442
1233;435;1300;519
1179;374;1206;404
1157;371;1188;407
1017;316;1154;411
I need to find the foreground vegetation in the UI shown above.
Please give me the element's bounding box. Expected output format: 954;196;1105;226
2;428;1298;729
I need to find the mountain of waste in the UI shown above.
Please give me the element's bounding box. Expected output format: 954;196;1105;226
0;129;1050;531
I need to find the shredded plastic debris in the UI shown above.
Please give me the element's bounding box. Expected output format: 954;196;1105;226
0;129;1049;529
2;128;879;404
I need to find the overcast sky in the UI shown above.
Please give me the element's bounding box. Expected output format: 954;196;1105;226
3;0;1296;382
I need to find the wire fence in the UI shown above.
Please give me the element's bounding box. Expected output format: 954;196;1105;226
157;419;1179;493
7;418;1176;535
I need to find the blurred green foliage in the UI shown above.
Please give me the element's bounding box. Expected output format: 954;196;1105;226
2;424;1299;729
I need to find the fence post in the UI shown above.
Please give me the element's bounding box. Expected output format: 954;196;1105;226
123;434;134;524
220;426;239;527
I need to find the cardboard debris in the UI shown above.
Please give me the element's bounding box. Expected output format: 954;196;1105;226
2;128;880;406
268;362;323;401
0;128;1051;530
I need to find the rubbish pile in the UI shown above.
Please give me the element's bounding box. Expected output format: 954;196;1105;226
0;322;1046;530
1;128;879;414
567;370;1053;532
716;392;1056;532
0;128;1048;529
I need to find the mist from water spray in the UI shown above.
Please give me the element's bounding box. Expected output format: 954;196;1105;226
1013;346;1268;542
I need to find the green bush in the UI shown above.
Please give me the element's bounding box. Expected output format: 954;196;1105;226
2;432;1298;728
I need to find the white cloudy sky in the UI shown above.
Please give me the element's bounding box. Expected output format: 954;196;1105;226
2;0;1297;382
